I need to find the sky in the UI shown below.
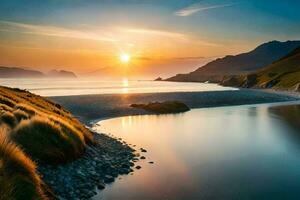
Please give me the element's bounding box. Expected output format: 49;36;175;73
0;0;300;78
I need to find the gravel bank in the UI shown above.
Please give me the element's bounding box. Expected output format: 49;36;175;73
38;132;140;200
51;89;299;122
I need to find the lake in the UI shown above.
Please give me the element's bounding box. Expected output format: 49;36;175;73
93;103;300;200
0;78;236;96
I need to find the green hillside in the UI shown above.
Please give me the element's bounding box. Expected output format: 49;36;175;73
221;46;300;91
254;47;300;89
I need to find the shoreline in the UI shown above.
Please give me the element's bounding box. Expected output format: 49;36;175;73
42;88;300;199
259;88;300;98
50;88;300;124
92;100;300;125
38;132;140;200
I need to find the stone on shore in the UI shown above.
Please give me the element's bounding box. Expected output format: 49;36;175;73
38;132;136;200
136;166;142;170
131;101;190;114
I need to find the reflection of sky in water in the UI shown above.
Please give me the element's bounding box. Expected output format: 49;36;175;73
93;104;300;200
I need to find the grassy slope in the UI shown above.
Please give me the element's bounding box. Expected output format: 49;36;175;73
0;132;46;200
0;86;94;200
253;47;300;89
221;47;300;90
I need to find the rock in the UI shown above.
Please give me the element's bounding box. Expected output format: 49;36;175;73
242;74;257;88
131;101;190;114
97;182;105;190
294;83;300;92
109;170;119;178
135;166;142;170
221;76;242;87
134;153;140;157
104;175;115;183
121;163;130;168
140;148;147;153
149;161;154;164
120;168;131;174
75;171;85;179
140;156;146;159
264;79;280;88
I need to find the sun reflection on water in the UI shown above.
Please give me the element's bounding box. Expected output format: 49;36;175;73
122;78;129;93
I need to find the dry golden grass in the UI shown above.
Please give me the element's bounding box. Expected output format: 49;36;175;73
0;129;47;200
11;117;85;164
0;112;16;128
12;109;29;122
0;86;95;199
0;86;93;152
14;103;37;116
0;96;16;108
0;104;13;113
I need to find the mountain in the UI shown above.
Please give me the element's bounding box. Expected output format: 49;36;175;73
47;69;77;78
222;46;300;91
0;67;77;78
0;66;45;78
166;41;300;82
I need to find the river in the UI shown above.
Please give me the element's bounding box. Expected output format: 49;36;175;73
93;103;300;200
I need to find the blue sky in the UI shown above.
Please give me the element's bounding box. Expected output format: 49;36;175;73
0;0;299;76
2;0;300;41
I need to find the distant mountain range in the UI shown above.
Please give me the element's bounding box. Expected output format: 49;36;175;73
47;69;77;78
0;66;44;78
166;40;300;83
0;67;77;78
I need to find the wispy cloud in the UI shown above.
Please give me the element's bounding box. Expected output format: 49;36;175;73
0;20;189;43
0;20;219;50
175;2;238;16
122;28;220;46
172;56;205;60
122;28;187;40
0;20;117;42
135;55;206;61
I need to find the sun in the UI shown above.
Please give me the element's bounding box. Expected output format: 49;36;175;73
120;53;130;63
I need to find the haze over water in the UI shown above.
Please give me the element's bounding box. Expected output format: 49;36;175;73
94;103;300;200
0;78;236;96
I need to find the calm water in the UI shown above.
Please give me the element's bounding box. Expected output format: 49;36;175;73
93;103;300;200
0;78;236;96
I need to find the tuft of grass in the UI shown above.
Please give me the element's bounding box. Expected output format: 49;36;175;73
0;103;13;113
0;130;47;200
13;109;29;122
0;86;93;161
11;117;85;164
0;112;16;128
14;103;37;116
0;96;15;108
